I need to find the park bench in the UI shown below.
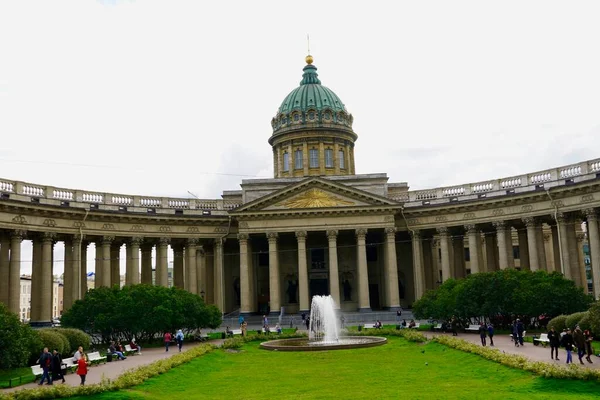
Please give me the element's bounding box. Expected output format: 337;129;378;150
408;323;420;329
196;333;209;341
30;365;43;381
432;323;443;331
88;351;106;364
510;331;527;341
61;357;77;371
262;328;282;334
124;344;140;355
363;323;377;329
226;329;242;337
465;324;480;333
533;333;550;347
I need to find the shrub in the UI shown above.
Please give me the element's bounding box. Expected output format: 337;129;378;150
36;329;70;355
565;311;588;330
547;315;568;331
55;328;91;355
221;337;245;349
578;313;592;333
588;301;600;336
0;303;41;369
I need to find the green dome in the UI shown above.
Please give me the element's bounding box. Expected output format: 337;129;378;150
278;64;347;114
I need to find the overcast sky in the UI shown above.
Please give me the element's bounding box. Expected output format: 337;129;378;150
2;0;600;275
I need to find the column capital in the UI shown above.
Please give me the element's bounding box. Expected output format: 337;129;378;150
101;235;115;245
543;233;551;242
522;217;537;227
73;233;85;243
266;232;279;241
11;230;26;240
584;208;598;221
158;237;170;245
326;230;338;239
186;238;199;246
384;227;397;236
42;232;57;243
295;230;307;240
464;224;478;234
409;230;421;240
554;212;571;224
237;233;249;241
129;236;144;245
492;221;506;231
197;245;205;256
355;228;368;238
214;237;224;247
436;226;448;236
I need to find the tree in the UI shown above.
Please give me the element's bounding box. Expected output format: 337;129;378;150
0;303;42;369
61;284;222;343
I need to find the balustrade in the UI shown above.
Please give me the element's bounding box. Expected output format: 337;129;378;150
0;180;14;192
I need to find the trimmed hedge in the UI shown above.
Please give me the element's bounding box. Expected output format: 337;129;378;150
54;328;91;355
36;330;70;356
565;312;588;331
547;315;568;331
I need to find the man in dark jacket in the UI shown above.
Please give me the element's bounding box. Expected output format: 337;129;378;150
51;349;66;383
573;326;586;365
478;323;487;346
547;327;560;361
38;347;52;385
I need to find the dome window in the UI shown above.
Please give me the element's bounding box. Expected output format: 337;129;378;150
283;152;290;172
293;113;300;122
339;149;345;169
325;149;334;168
324;111;331;120
309;149;319;168
308;111;315;120
294;149;303;169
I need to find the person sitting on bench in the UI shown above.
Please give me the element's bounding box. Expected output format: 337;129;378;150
109;341;127;360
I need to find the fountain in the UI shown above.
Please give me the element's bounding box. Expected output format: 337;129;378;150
260;295;387;351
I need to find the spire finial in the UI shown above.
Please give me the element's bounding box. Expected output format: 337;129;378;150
306;34;313;65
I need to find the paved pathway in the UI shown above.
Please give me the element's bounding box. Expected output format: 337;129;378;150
1;340;224;394
427;331;600;369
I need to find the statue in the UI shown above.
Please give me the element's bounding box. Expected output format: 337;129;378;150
287;280;298;303
343;279;352;301
233;278;241;305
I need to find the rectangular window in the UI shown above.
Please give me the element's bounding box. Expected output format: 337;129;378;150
283;152;289;171
464;248;470;262
325;149;333;168
309;149;319;168
294;150;303;169
339;150;345;169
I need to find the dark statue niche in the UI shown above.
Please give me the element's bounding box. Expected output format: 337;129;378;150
287;280;298;303
343;279;352;301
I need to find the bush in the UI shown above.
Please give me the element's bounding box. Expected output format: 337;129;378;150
0;303;41;369
547;315;568;331
36;329;70;355
565;311;588;330
578;313;592;333
55;328;91;355
588;302;600;336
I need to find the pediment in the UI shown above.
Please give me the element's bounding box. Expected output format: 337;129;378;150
231;177;399;214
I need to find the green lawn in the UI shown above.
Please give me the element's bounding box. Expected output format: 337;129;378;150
0;367;34;389
73;337;600;400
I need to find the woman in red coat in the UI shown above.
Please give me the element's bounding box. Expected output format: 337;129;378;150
76;354;89;386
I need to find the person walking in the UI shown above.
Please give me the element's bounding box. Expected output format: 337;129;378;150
478;322;487;346
175;329;184;352
164;331;172;352
37;347;52;385
487;323;495;346
573;326;586;365
584;329;594;363
561;329;574;364
548;326;560;361
76;353;88;386
51;349;66;384
516;319;525;346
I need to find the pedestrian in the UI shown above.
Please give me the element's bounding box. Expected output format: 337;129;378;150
76;353;89;386
51;349;66;384
451;317;458;336
396;308;402;323
512;321;519;347
487;323;494;346
305;316;310;330
547;326;560;361
73;346;84;362
175;329;184;352
241;321;248;337
340;315;346;329
238;315;245;326
164;331;172;352
262;315;269;328
516;319;525;346
584;329;594;363
478;322;487;346
561;328;574;364
37;347;52;385
573;326;586;365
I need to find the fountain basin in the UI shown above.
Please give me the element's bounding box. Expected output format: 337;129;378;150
260;336;387;351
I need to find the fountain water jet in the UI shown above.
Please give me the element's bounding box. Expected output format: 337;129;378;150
309;295;340;342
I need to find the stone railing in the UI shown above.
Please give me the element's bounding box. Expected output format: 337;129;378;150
405;157;600;207
0;179;241;216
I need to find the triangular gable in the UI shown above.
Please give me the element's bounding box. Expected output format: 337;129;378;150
231;177;399;213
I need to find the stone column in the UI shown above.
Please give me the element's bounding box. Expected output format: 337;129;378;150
172;243;184;289
384;227;401;308
422;237;435;290
126;237;142;285
63;238;74;311
484;233;498;271
566;218;582;286
465;225;481;274
437;227;452;281
523;217;540;270
110;242;121;288
238;234;251;314
267;232;280;314
452;235;466;278
197;246;206;299
494;221;509;269
8;230;25;315
543;233;555;272
72;234;83;303
576;233;589;292
30;237;42;322
213;238;225;312
556;214;572;278
296;231;309;313
80;241;88;295
156;237;169;287
584;209;600;299
517;228;530;270
186;239;198;294
100;236;113;287
94;242;102;288
549;223;561;273
411;230;425;301
326;230;341;308
0;234;10;307
38;232;55;325
535;223;548;271
140;242;153;285
355;228;371;312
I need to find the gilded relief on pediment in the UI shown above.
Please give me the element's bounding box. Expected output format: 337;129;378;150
267;188;365;210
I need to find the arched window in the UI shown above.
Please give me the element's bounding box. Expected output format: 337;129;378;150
325;148;334;168
309;148;319;168
283;152;290;172
339;149;345;169
294;149;303;169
